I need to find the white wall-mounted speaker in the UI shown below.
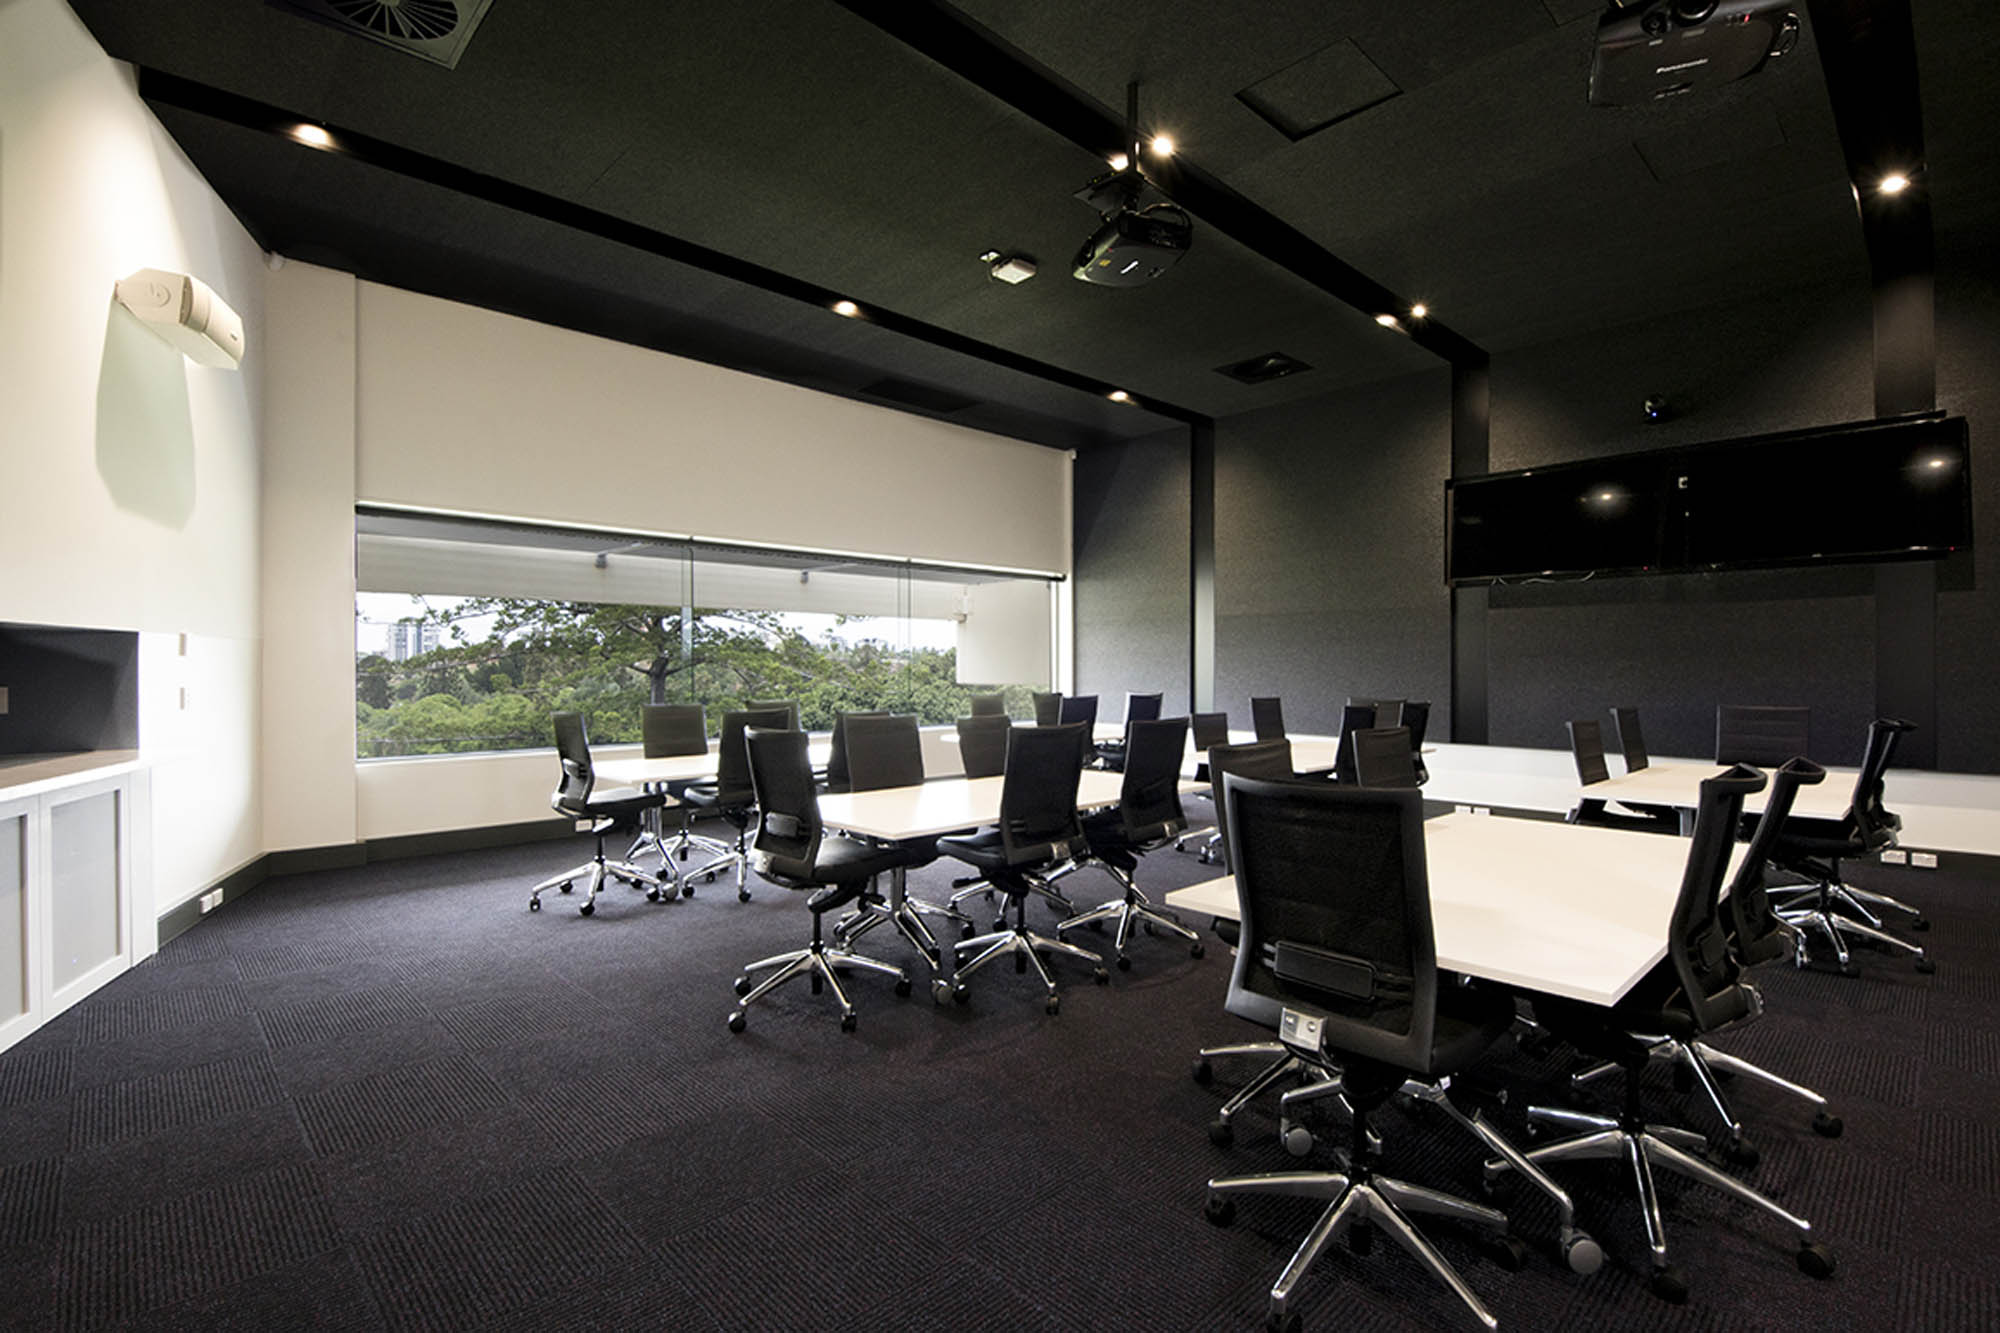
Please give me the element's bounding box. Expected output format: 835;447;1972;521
113;268;245;369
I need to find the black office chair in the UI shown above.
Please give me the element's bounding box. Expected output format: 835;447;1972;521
1250;695;1286;741
1715;703;1810;766
680;706;790;900
1097;691;1164;770
1565;719;1675;832
1058;693;1099;728
1056;717;1204;970
1348;695;1405;728
727;728;912;1033
1032;691;1063;726
1610;706;1650;771
1329;704;1375;785
1402;701;1432;785
1174;710;1232;858
1201;777;1534;1332
746;697;801;730
529;712;669;916
630;703;714;880
1351;726;1418;789
842;713;968;930
1495;765;1834;1304
1769;717;1932;973
954;713;1011;779
937;723;1107;1013
823;710;888;795
1568;757;1844;1155
968;693;1007;717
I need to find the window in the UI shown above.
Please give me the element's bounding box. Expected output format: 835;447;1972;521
354;509;1056;757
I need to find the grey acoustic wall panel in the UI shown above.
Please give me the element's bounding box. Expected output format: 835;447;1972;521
1073;427;1192;710
1933;244;2000;773
1214;368;1454;738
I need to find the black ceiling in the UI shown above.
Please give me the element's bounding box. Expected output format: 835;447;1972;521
65;0;2000;451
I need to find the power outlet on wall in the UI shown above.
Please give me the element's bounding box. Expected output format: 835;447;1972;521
199;888;224;914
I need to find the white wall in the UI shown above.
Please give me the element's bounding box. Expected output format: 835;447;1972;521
0;0;266;915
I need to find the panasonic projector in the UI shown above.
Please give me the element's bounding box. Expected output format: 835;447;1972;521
1072;207;1192;287
1589;0;1799;107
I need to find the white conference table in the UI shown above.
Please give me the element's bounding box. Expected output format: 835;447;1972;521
1162;811;1746;1007
1578;761;1855;834
594;740;833;787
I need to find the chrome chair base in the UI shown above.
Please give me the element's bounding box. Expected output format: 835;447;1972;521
1193;1043;1371;1157
1055;865;1202;969
1571;1034;1839;1147
728;937;909;1033
1777;900;1932;972
950;916;1106;1014
529;854;665;917
1205;1165;1511;1331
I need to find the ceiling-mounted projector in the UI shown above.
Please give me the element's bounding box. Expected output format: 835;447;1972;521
1072;203;1193;287
1588;0;1799;107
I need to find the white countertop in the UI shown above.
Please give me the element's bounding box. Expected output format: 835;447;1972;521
0;750;146;801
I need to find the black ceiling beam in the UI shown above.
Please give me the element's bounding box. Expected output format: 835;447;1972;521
835;0;1487;369
134;67;1207;430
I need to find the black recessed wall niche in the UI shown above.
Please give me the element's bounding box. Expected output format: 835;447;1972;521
0;625;140;757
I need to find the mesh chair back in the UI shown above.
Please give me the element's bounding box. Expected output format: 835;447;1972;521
1332;705;1376;784
714;708;791;804
1250;696;1286;741
744;727;823;879
1609;706;1649;772
1568;719;1612;786
1715;704;1810;766
1033;692;1063;726
1352;727;1419;789
1124;692;1164;723
1222;776;1438;1071
1117;717;1190;840
1206;739;1294;873
1191;711;1231;751
842;714;926;792
969;693;1007;717
747;698;801;730
1402;701;1432;783
1847;717;1915;842
550;711;595;815
1058;694;1099;728
1349;697;1404;728
996;724;1090;867
1342;700;1379;730
826;710;889;792
955;714;1011;778
1726;758;1825;962
641;704;707;758
1668;763;1766;1031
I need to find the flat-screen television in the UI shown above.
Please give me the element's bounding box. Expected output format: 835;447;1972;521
1446;414;1971;584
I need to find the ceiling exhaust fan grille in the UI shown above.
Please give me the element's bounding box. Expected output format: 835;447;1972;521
268;0;496;69
326;0;459;42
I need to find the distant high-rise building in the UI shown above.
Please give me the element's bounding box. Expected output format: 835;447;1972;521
388;618;440;662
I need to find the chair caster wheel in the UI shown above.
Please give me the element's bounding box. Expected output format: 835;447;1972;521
681;884;696;898
737;888;751;903
1264;1311;1300;1333
557;882;572;894
1812;1110;1843;1137
991;918;1006;933
1191;1057;1214;1085
1093;967;1110;985
840;1013;857;1034
1840;962;1862;977
1044;997;1060;1016
733;975;752;997
1116;955;1132;972
1208;1119;1234;1147
1648;1264;1689;1303
578;901;594;917
1484;1234;1529;1272
952;984;970;1006
528;898;541;912
894;976;912;998
1723;1137;1760;1168
960;923;976;940
1203;1194;1235;1227
1798;1241;1836;1278
1912;916;1930;931
1915;956;1937;974
1562;1231;1604;1275
1190;941;1205;959
727;1011;746;1034
645;888;661;902
1281;1123;1313;1157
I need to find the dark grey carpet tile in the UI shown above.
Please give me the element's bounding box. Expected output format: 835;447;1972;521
125;1247;384;1333
1781;1034;1924;1107
1925;1021;2000;1075
294;1052;510;1156
68;1012;273;1093
0;1157;62;1247
68;1053;286;1151
74;984;248;1043
151;923;229;962
0;1045;73;1107
484;1258;720;1333
349;1167;648;1332
54;1163;341;1327
257;983;430;1050
232;937;383;982
1895;1258;2000;1332
268;1019;466;1101
58;1102;316;1231
513;1062;684;1145
1917;1107;2000;1193
572;1115;836;1245
433;993;571;1050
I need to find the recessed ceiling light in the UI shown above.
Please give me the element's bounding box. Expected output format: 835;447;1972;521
1878;172;1911;194
1149;135;1175;156
1375;313;1400;328
978;249;1001;264
1409;303;1428;320
1107;389;1131;403
1107;153;1130;171
292;124;334;149
831;299;861;318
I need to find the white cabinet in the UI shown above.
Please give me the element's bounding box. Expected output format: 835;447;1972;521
0;760;148;1056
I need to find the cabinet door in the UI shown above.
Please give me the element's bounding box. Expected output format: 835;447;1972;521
46;781;129;1011
0;798;32;1052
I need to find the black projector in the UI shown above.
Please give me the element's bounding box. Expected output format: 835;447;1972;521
1589;0;1798;107
1072;206;1192;287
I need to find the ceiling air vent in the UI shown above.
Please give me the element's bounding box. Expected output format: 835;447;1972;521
267;0;497;69
1216;351;1313;385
